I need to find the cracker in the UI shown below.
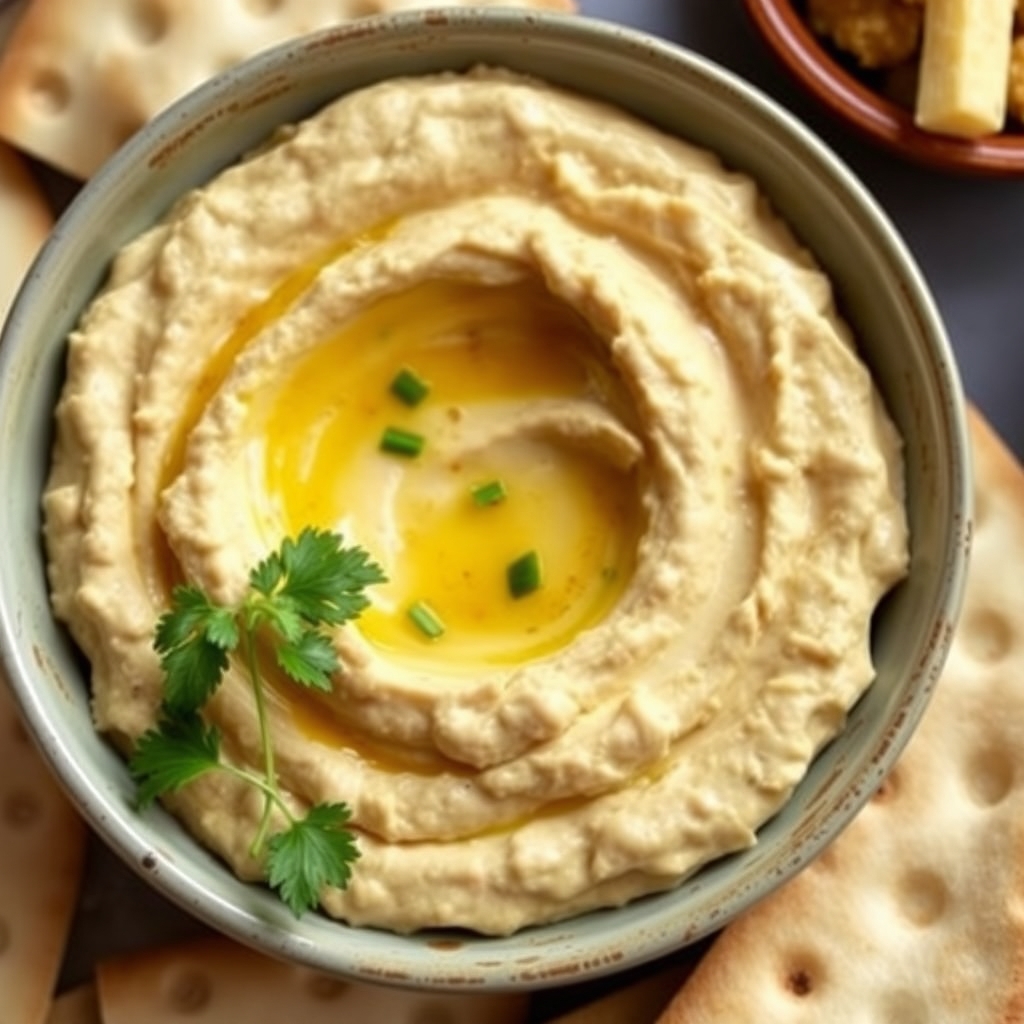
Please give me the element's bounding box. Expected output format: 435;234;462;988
0;0;576;181
0;139;50;322
656;405;1024;1023
546;959;701;1024
96;933;530;1024
0;671;88;1024
45;984;101;1024
0;0;28;53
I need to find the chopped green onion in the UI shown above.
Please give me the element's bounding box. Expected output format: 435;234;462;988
380;426;425;458
507;550;542;599
389;367;431;407
471;479;508;507
407;600;445;639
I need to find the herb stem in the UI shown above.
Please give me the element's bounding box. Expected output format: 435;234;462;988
242;625;278;855
131;528;382;916
220;763;297;828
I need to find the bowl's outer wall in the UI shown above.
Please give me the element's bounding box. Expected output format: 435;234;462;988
0;10;970;990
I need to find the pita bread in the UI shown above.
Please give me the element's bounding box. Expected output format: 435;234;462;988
0;0;575;180
0;0;28;52
656;406;1024;1023
0;139;50;322
45;984;101;1024
0;672;88;1024
96;933;529;1024
545;959;702;1023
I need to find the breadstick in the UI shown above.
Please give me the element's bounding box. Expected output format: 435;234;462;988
915;0;1016;138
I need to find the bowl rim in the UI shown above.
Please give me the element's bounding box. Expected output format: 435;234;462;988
0;6;972;991
742;0;1024;175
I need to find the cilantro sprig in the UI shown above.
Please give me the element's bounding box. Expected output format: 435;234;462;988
129;526;386;916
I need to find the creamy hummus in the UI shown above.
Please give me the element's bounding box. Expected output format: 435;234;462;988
43;67;908;934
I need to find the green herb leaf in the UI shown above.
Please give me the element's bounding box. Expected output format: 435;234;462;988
242;592;303;644
154;585;236;713
138;529;382;915
160;632;231;714
129;711;222;809
276;629;339;691
154;586;222;650
266;803;360;917
249;548;285;599
274;527;387;627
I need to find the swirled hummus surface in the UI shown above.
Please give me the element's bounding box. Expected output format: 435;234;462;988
43;67;908;934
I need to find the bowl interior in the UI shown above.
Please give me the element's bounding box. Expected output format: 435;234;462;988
743;0;1024;175
0;9;970;989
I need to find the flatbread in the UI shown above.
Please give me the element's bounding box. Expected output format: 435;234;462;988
545;960;701;1023
0;0;576;180
45;984;101;1024
0;0;28;52
0;671;88;1024
0;139;50;322
96;933;529;1024
656;405;1024;1023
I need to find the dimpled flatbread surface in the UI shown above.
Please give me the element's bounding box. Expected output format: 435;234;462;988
0;108;82;1024
0;0;576;180
656;406;1024;1024
95;933;529;1024
0;673;87;1024
0;138;50;321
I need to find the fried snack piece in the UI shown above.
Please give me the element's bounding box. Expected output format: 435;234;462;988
1007;35;1024;122
656;406;1024;1023
807;0;923;68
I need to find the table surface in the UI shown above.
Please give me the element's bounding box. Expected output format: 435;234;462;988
54;0;1024;1016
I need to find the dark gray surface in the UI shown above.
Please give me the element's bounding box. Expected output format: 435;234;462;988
57;0;1024;1014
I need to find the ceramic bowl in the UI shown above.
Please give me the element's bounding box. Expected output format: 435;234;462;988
744;0;1024;175
0;8;971;991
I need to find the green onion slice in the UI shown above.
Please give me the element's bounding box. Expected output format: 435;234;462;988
380;425;425;458
389;367;431;407
407;600;445;639
507;550;542;599
471;479;508;507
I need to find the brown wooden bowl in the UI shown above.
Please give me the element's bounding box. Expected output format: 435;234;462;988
743;0;1024;175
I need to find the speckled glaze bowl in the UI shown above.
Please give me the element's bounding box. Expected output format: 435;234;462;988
0;8;970;991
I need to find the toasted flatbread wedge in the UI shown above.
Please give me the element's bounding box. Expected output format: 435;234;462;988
46;984;101;1024
96;933;529;1024
0;139;50;321
657;406;1024;1023
0;673;87;1024
0;0;575;180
